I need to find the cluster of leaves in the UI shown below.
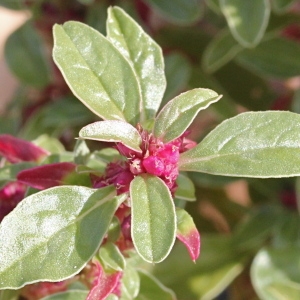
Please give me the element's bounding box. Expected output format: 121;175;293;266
1;1;300;299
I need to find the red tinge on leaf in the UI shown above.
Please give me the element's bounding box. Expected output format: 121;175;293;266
176;208;200;262
0;134;49;163
0;181;27;222
17;162;77;190
86;261;122;300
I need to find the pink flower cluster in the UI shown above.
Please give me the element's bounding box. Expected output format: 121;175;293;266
93;127;196;195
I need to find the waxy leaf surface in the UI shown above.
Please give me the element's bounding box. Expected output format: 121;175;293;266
79;120;142;152
53;21;141;125
220;0;270;47
179;111;300;177
176;208;200;262
154;89;221;143
130;175;176;263
107;7;166;121
175;173;196;201
0;186;119;288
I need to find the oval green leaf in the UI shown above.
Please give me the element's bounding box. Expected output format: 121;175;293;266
251;247;300;300
121;265;140;300
130;175;176;263
179;111;300;177
154;89;222;143
52;21;141;125
79;120;142;152
144;0;202;25
99;242;126;271
107;7;166;121
5;21;51;88
0;185;119;289
175;173;196;201
236;37;300;79
220;0;270;47
202;29;242;73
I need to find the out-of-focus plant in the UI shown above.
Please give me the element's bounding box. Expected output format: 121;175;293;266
0;1;300;300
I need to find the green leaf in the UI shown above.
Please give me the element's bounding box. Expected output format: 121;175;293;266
189;263;243;300
40;290;89;300
5;21;51;88
205;0;221;14
179;111;300;178
79;120;142;152
220;0;270;47
107;6;166;121
175;173;196;201
202;29;243;73
153;88;222;143
251;246;300;300
136;269;176;300
130;175;176;263
272;0;297;13
0;162;35;184
0;185;120;289
52;21;141;125
236;37;300;79
99;242;126;271
121;265;140;300
144;0;202;25
162;53;191;105
74;139;90;165
0;290;19;300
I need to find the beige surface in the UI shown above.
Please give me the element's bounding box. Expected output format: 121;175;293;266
0;7;28;113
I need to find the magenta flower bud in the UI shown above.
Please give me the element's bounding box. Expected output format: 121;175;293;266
143;156;165;176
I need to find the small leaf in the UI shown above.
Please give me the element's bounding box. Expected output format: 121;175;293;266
121;265;140;300
17;162;77;189
0;186;119;289
176;208;200;262
79;120;142;152
53;21;141;125
202;29;242;73
175;173;196;201
0;134;49;163
153;89;222;143
107;6;166;120
272;0;297;13
144;0;202;25
0;289;19;300
251;246;300;300
74;139;90;165
5;21;51;87
220;0;271;47
236;37;300;79
0;162;35;183
99;242;126;271
136;269;176;300
130;175;176;263
40;290;88;300
179;111;300;177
